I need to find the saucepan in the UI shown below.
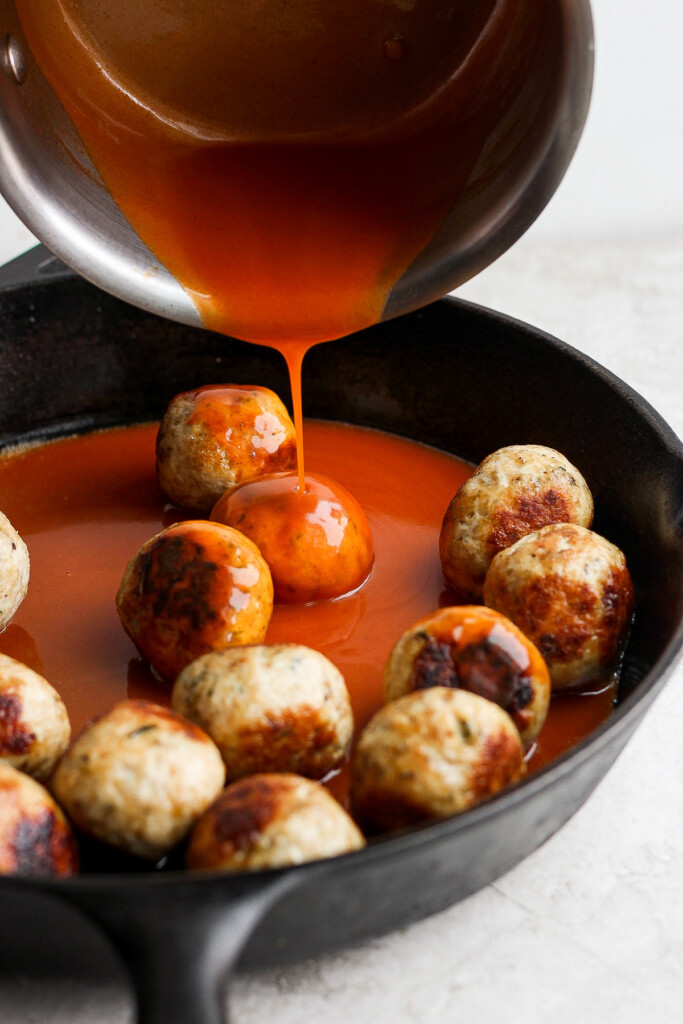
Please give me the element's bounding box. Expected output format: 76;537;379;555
0;0;594;329
0;247;682;1023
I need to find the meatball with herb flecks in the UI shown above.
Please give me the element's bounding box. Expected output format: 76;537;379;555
51;699;225;861
0;511;30;629
187;773;364;872
484;522;634;691
156;384;297;512
383;605;550;750
351;687;525;833
116;520;273;681
172;643;353;781
440;445;593;599
0;764;78;878
0;654;70;781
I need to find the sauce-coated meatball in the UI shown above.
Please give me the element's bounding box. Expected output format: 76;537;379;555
211;471;373;603
116;520;273;680
351;687;525;832
484;523;634;691
0;510;30;628
172;644;353;781
440;445;593;599
0;654;71;781
0;764;78;878
383;606;550;749
186;773;364;871
156;384;297;512
51;699;225;860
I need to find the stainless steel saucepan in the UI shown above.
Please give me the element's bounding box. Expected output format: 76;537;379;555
0;1;594;329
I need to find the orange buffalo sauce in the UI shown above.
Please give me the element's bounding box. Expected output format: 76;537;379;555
15;0;543;345
5;4;612;838
15;0;548;486
0;421;614;824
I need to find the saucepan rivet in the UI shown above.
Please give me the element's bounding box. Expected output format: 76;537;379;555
3;36;27;85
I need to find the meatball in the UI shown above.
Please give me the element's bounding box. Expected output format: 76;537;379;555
0;510;30;628
484;523;634;691
383;606;550;750
186;773;364;871
116;520;273;680
351;687;525;832
51;699;225;860
439;445;593;599
0;654;71;781
156;384;297;512
172;644;353;781
211;471;373;603
0;763;78;878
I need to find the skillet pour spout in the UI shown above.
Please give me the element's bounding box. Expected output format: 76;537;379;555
0;251;682;1021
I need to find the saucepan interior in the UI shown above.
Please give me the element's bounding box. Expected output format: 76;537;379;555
0;258;682;971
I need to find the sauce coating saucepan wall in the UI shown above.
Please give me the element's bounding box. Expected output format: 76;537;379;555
0;247;682;1023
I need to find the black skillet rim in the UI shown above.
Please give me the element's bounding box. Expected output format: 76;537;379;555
0;257;682;895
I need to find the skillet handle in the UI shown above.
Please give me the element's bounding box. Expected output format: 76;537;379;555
66;872;298;1024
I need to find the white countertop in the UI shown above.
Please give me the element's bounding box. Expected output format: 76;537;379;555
0;231;681;1024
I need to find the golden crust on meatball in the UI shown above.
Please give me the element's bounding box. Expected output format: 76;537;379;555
439;445;594;599
0;763;78;877
484;522;634;691
0;510;30;629
383;606;550;750
51;699;225;860
156;384;297;512
172;644;353;781
0;654;71;781
351;687;525;833
116;520;274;680
186;773;364;871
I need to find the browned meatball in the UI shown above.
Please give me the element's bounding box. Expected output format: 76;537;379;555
0;654;71;781
156;384;297;512
51;699;225;860
116;520;273;680
0;763;78;878
186;773;364;871
172;644;353;781
383;606;550;750
484;523;634;691
440;445;593;599
351;687;525;833
0;510;30;628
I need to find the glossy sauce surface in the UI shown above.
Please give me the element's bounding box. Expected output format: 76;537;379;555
211;471;374;603
0;421;614;819
15;0;543;345
14;0;549;573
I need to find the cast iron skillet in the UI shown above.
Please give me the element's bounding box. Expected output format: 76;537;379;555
0;247;682;1023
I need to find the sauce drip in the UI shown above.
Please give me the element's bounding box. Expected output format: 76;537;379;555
0;422;615;826
15;0;547;487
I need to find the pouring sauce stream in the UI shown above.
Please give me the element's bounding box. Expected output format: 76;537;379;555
15;0;547;485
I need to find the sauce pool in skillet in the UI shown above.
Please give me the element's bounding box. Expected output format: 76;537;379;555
14;0;550;598
0;421;615;836
4;5;614;859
